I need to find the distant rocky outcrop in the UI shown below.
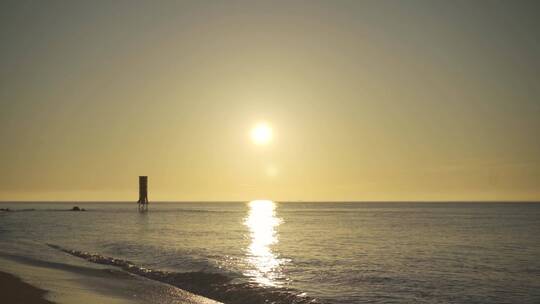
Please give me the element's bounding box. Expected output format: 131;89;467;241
70;206;86;211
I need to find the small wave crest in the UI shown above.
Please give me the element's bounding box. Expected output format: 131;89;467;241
47;244;321;304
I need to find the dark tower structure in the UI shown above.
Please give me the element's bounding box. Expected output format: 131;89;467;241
138;176;148;212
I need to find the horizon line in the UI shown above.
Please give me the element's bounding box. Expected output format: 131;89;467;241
1;200;539;204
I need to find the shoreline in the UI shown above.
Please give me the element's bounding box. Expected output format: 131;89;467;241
0;270;55;304
0;253;223;304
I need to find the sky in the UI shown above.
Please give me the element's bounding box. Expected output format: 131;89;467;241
1;0;539;202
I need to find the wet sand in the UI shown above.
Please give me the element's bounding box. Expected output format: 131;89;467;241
0;253;223;304
0;270;54;304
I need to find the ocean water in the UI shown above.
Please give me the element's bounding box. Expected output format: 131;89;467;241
0;202;539;304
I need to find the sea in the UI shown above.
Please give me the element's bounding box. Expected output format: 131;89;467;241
0;201;539;304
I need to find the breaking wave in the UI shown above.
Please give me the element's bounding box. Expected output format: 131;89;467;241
47;244;320;304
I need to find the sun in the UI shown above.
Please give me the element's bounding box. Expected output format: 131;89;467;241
250;122;273;145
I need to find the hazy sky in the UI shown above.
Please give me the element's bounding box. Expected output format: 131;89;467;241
1;0;539;201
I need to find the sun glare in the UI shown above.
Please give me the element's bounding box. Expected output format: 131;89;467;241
244;200;283;286
250;123;273;145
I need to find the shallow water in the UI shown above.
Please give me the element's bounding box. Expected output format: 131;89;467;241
1;202;539;303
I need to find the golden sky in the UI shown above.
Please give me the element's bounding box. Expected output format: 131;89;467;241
1;1;539;201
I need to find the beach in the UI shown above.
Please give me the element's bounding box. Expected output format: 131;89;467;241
2;0;540;302
0;271;54;304
0;251;221;304
1;202;540;303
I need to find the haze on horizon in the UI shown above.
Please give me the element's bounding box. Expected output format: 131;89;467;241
1;0;539;202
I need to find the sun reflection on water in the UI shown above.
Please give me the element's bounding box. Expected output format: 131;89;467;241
244;200;283;286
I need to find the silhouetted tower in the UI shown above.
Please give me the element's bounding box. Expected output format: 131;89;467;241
137;176;148;212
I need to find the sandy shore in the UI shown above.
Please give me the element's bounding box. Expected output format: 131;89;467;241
0;253;223;304
0;271;54;304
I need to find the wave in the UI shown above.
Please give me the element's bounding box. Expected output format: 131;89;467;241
47;244;321;304
0;251;130;279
